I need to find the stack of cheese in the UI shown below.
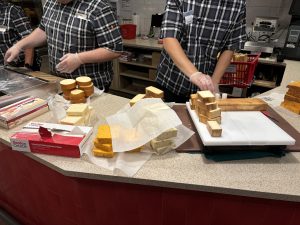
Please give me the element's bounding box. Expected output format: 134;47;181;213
92;125;143;158
60;76;94;104
190;90;222;137
281;81;300;115
60;103;91;126
129;86;164;106
150;128;178;154
93;125;115;158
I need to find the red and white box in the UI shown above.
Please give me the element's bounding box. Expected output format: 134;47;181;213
0;97;49;129
10;122;93;158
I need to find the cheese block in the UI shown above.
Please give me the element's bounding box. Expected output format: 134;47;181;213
130;94;146;106
60;116;84;125
70;89;85;100
76;76;92;86
287;81;300;91
145;86;164;98
284;94;300;103
93;147;114;158
197;90;215;103
216;98;267;111
281;100;300;114
67;104;88;116
206;120;222;137
60;79;76;90
155;128;178;141
154;145;175;155
206;108;221;118
190;93;198;109
287;89;300;98
199;114;221;124
96;125;112;144
93;140;113;152
150;138;174;149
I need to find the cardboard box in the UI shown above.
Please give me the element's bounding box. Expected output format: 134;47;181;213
10;122;93;158
0;97;49;129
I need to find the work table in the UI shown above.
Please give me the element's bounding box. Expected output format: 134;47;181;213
0;61;299;204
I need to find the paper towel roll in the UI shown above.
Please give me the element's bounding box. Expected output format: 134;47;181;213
132;14;140;36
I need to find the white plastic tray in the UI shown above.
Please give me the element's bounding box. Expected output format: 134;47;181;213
186;102;295;146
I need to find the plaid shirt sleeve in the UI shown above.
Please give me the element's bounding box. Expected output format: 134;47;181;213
11;6;32;39
222;3;247;51
92;5;123;53
160;0;183;40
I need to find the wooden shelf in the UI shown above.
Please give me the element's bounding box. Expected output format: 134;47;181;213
119;60;157;69
253;80;276;89
120;70;150;81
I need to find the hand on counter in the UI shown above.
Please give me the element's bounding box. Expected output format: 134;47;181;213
4;44;22;64
190;72;215;93
56;53;83;74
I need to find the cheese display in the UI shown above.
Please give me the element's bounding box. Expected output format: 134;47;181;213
281;81;300;114
190;90;222;137
129;94;146;106
60;76;94;101
145;86;164;98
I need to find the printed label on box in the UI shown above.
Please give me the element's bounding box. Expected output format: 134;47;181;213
11;139;30;152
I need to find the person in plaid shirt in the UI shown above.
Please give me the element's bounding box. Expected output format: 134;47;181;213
156;0;247;102
5;0;122;91
0;0;38;69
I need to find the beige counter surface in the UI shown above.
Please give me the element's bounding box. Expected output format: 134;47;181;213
1;61;300;203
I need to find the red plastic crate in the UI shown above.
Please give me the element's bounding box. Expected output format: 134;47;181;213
220;54;260;88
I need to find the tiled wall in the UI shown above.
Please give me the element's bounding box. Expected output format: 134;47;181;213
119;0;294;46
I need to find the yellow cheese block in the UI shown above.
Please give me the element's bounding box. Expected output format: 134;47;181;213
130;94;146;106
76;76;92;86
60;116;84;125
206;120;222;137
93;147;115;158
67;104;88;116
93;139;113;152
60;79;76;90
197;90;215;103
96;125;112;144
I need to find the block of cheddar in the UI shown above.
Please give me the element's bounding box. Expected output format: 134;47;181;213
96;125;112;144
197;90;215;103
76;76;92;87
145;86;164;98
60;116;84;125
130;94;146;106
93;147;114;158
93;139;113;152
66;104;88;116
207;120;222;137
60;79;76;91
150;138;174;149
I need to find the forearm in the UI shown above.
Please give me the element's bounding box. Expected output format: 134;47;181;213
78;48;121;64
163;37;198;78
212;50;234;84
24;48;34;66
16;28;47;50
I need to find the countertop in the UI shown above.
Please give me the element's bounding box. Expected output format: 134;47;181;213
0;60;300;203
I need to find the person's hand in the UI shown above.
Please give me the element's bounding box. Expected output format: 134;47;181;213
189;72;215;93
4;44;22;64
56;53;83;73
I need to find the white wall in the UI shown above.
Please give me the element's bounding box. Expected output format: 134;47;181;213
119;0;294;46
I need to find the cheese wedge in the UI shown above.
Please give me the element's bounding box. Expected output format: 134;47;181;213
67;104;88;116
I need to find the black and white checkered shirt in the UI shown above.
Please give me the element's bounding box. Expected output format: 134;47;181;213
157;0;247;96
40;0;123;89
0;3;32;65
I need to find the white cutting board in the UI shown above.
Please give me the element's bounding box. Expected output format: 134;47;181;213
186;102;295;146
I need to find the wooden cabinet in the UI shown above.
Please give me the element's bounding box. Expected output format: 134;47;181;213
111;39;163;96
